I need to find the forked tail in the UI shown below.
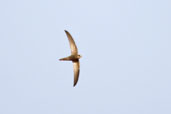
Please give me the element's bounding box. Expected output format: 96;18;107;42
59;56;71;61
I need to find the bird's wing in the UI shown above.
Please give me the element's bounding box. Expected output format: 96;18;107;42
73;60;80;87
64;30;78;55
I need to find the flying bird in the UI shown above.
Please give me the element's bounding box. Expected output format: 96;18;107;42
59;30;82;87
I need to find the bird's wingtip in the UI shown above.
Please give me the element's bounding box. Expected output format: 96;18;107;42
73;83;77;87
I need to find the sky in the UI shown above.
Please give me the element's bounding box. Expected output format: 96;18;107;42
0;0;171;114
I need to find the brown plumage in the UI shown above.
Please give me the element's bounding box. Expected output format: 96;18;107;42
59;30;82;87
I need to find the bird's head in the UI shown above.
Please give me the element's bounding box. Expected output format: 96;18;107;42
77;54;82;59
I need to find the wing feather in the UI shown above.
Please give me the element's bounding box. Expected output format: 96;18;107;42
73;60;80;87
64;30;78;55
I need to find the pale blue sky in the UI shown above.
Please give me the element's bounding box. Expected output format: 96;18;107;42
0;0;171;114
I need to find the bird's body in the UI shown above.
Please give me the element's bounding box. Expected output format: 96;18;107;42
59;30;81;87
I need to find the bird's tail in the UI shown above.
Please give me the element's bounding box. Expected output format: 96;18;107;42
59;56;71;61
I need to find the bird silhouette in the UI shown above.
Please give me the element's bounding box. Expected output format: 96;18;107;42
59;30;82;87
